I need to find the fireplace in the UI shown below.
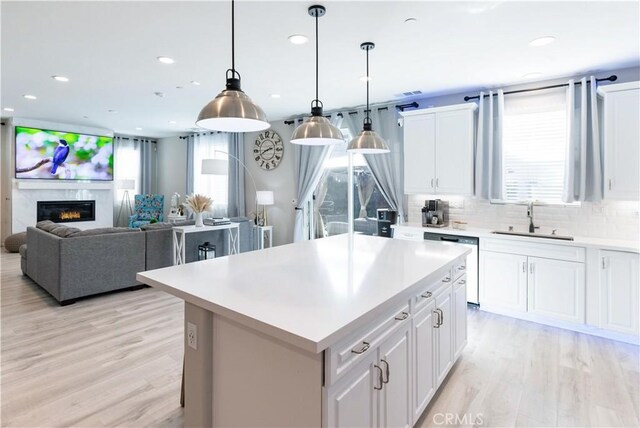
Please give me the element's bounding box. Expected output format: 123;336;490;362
37;200;96;223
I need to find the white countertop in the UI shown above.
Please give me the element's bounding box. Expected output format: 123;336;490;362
393;223;640;253
137;234;469;353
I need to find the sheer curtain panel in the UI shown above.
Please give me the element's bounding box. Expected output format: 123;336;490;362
113;136;141;227
563;76;603;203
475;90;505;200
227;133;246;218
188;132;230;218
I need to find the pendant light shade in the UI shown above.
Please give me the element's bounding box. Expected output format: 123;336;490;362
291;5;344;146
347;42;390;154
196;0;269;132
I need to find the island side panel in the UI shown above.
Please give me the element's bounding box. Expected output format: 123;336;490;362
212;313;324;427
184;302;214;427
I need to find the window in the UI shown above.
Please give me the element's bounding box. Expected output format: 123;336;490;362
192;133;229;217
502;90;568;204
312;130;390;238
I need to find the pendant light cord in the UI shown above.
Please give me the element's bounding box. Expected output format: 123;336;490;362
315;10;319;103
231;0;235;73
366;47;370;122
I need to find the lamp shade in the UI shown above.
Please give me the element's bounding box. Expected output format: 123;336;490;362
347;129;390;153
196;87;270;132
201;159;229;175
117;179;135;190
256;190;274;205
290;115;344;145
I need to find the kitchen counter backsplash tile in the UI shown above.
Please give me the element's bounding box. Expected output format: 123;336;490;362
407;195;639;240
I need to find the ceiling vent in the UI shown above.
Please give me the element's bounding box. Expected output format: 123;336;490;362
394;90;423;98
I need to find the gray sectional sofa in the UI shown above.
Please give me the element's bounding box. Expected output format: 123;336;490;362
21;218;256;305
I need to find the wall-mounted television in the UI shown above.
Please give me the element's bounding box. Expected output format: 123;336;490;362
15;126;114;181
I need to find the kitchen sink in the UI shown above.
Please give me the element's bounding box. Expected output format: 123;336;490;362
492;230;574;241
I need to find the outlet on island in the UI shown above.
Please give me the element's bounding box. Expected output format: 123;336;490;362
187;322;197;350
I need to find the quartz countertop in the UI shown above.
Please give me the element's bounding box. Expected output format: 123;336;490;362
393;223;640;253
137;234;469;353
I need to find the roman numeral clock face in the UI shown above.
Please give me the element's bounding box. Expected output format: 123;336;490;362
254;130;284;171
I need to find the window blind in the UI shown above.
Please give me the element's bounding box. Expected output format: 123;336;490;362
502;90;568;204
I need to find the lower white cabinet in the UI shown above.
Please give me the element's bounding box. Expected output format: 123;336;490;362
481;251;528;312
453;277;468;359
599;250;640;335
412;302;436;421
527;257;585;323
378;326;412;428
434;285;453;386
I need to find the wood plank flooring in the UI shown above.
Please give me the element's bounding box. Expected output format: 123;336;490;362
2;250;638;427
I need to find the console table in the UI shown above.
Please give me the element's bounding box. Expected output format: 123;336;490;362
172;223;240;265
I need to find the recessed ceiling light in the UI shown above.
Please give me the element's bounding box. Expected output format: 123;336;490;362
135;127;143;131
52;75;69;82
157;56;175;64
169;120;177;124
288;34;308;45
529;36;555;47
271;94;281;99
522;72;543;79
360;75;373;82
190;80;201;86
154;91;165;98
23;94;37;100
404;18;417;24
3;107;14;112
108;109;118;113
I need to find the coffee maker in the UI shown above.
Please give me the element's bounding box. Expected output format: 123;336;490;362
377;209;398;237
421;199;449;227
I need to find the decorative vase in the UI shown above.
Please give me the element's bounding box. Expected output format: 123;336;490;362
195;212;204;227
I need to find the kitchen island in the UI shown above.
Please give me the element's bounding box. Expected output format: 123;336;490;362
137;234;470;427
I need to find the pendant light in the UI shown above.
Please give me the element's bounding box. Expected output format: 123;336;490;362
291;5;344;145
196;0;269;132
347;42;390;153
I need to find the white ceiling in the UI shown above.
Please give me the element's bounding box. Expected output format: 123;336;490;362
2;1;639;138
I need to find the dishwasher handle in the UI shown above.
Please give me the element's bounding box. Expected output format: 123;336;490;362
440;237;460;243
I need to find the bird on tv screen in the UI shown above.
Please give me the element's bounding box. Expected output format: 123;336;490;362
15;126;114;181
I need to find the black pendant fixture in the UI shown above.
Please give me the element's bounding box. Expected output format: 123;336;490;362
347;42;390;153
290;5;344;145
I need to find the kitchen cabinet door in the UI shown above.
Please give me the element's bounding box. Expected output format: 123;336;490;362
379;324;412;428
602;86;640;200
453;277;468;360
599;250;640;335
435;286;453;386
403;113;436;194
527;257;585;324
325;352;378;428
481;251;528;312
434;109;474;195
412;302;436;422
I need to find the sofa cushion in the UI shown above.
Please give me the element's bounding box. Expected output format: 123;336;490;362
19;244;28;258
140;222;174;230
36;220;59;232
69;227;140;237
35;221;81;238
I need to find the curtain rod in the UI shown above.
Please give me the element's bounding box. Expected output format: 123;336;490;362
178;131;224;140
116;136;157;143
464;75;617;101
284;105;397;125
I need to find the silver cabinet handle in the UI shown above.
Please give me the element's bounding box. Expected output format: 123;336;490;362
433;310;441;328
442;276;451;283
522;262;526;273
351;341;370;354
380;359;390;384
437;308;444;326
457;265;466;271
529;263;534;274
421;291;432;299
431;178;434;188
459;279;466;285
394;311;410;321
374;365;384;390
436;178;439;188
608;179;612;190
602;257;607;270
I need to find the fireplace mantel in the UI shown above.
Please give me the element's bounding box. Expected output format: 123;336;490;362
16;181;113;190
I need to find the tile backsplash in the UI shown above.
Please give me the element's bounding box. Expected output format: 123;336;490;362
407;195;640;241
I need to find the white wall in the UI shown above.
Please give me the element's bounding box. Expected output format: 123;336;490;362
156;136;188;219
244;121;296;247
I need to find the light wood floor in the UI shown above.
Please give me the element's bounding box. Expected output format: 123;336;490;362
2;250;639;427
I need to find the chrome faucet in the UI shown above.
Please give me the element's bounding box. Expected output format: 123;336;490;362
527;202;539;233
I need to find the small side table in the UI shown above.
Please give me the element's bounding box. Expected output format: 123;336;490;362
256;225;273;250
167;215;187;224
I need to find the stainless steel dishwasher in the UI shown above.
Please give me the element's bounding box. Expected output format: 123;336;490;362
423;232;479;305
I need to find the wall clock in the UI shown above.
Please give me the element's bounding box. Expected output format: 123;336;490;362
254;130;284;171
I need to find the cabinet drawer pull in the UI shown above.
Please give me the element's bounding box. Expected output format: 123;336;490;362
458;279;466;285
442;276;451;283
351;342;370;354
457;265;466;271
421;291;433;299
380;359;390;384
394;311;410;321
374;365;384;390
433;310;441;328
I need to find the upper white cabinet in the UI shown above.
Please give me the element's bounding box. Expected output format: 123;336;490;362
599;250;640;336
401;103;477;195
598;82;640;201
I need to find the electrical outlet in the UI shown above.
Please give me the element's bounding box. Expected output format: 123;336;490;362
187;322;197;350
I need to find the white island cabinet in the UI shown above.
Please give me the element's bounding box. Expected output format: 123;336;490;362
137;234;470;428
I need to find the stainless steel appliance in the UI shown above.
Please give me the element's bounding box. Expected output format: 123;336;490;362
377;209;397;237
423;232;479;305
421;199;449;227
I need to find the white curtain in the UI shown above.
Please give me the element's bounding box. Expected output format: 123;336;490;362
113;136;141;226
190;133;229;218
293;114;342;242
563;76;603;203
356;172;375;218
475;90;505;200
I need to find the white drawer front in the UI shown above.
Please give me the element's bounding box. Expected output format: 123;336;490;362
393;227;423;241
411;270;453;313
481;238;585;263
